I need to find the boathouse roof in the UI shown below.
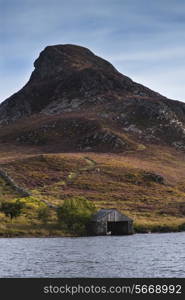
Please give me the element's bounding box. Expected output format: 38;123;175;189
91;208;133;222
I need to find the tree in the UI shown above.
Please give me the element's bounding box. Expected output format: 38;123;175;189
57;196;96;234
0;200;24;219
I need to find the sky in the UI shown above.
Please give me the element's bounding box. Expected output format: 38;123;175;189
1;0;185;103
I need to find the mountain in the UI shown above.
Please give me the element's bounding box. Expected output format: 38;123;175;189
0;44;185;236
0;44;160;121
1;44;185;152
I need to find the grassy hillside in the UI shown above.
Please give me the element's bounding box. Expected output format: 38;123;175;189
0;144;185;236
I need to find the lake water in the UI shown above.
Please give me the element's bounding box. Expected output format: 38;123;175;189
0;232;184;277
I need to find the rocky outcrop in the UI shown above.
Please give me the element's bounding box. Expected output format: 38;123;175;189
79;130;129;151
108;97;185;145
142;172;165;184
0;116;131;152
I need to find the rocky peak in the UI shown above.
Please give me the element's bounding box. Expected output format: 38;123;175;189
0;44;163;125
31;44;118;81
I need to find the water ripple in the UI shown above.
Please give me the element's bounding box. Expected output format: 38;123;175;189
0;232;184;277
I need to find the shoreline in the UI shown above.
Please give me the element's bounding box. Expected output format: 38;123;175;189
0;229;185;238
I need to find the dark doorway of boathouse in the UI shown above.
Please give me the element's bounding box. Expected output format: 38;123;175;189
107;221;129;235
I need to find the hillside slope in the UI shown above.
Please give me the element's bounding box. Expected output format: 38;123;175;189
0;147;185;236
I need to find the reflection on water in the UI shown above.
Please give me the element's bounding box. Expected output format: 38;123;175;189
0;232;184;277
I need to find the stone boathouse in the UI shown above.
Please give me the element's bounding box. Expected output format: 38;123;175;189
87;208;133;236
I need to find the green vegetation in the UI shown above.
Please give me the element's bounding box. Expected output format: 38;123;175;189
57;196;96;235
0;200;25;219
37;207;51;224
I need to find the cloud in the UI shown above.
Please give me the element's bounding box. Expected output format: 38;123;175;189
132;68;185;101
1;0;185;102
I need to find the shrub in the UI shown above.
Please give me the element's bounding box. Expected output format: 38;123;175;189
0;200;25;219
37;206;50;224
57;196;96;235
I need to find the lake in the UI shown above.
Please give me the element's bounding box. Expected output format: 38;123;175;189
0;232;184;277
